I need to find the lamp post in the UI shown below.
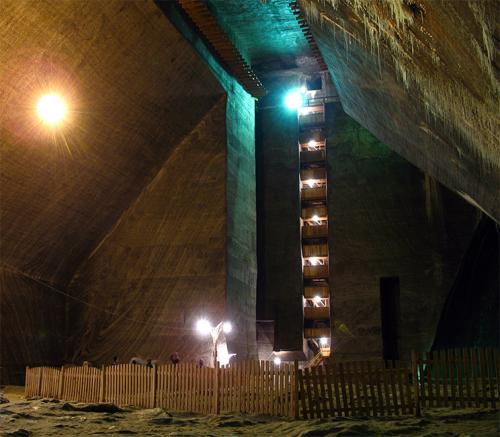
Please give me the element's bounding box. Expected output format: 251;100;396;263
196;319;232;366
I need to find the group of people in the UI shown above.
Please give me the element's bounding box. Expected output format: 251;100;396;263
113;353;205;368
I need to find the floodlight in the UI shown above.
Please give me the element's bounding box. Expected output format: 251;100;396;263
320;337;328;346
37;94;66;125
196;318;212;336
222;321;232;334
284;89;303;109
273;357;281;366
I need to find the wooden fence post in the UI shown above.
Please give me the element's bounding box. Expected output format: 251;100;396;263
411;351;421;417
151;365;157;408
100;365;106;403
293;360;299;419
58;366;65;399
25;367;29;398
37;367;43;397
214;362;220;414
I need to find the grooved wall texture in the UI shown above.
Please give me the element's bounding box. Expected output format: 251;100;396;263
0;0;256;382
67;97;228;365
325;103;479;360
301;0;499;221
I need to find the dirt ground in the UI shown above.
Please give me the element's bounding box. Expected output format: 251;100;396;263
1;386;498;436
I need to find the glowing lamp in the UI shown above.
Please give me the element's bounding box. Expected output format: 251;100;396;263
310;257;319;266
308;140;317;148
300;85;307;93
304;179;315;188
196;318;212;336
284;89;304;109
222;321;232;334
37;94;66;125
311;215;320;223
273;357;281;366
320;337;328;346
313;295;322;305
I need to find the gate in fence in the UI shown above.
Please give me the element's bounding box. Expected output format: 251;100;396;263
25;347;499;419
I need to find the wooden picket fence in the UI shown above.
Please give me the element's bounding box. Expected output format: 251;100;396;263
25;347;499;419
218;360;295;416
298;360;414;418
415;347;498;409
25;361;295;416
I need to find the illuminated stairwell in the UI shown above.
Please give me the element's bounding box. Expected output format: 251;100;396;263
297;86;331;360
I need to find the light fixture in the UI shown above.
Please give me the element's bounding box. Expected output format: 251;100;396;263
309;257;319;266
196;318;212;336
284;89;304;109
37;94;66;125
273;357;281;366
308;140;317;148
320;337;328;346
304;179;315;188
313;295;322;305
222;321;232;334
300;85;307;93
311;214;320;223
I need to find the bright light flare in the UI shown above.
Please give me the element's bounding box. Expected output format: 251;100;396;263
37;94;66;125
222;321;232;334
313;295;322;305
284;89;304;109
320;337;329;346
196;318;212;336
309;257;319;266
273;357;281;366
304;179;316;188
311;214;320;223
308;140;317;148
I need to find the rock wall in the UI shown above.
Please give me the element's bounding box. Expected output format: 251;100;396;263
301;0;499;221
0;270;65;383
0;0;256;382
325;103;479;360
67;98;228;365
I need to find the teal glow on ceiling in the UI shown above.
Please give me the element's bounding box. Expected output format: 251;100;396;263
206;0;311;72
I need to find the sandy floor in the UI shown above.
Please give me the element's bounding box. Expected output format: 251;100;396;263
1;386;498;436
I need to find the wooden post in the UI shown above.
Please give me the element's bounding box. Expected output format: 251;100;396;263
37;367;43;397
100;365;106;403
25;367;30;398
214;361;220;414
151;365;157;408
58;366;65;399
411;351;421;417
293;360;299;419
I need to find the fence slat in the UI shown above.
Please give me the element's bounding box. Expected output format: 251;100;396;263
432;351;441;407
338;363;349;416
298;368;308;419
456;349;464;408
486;347;496;408
389;362;399;416
495;348;500;407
